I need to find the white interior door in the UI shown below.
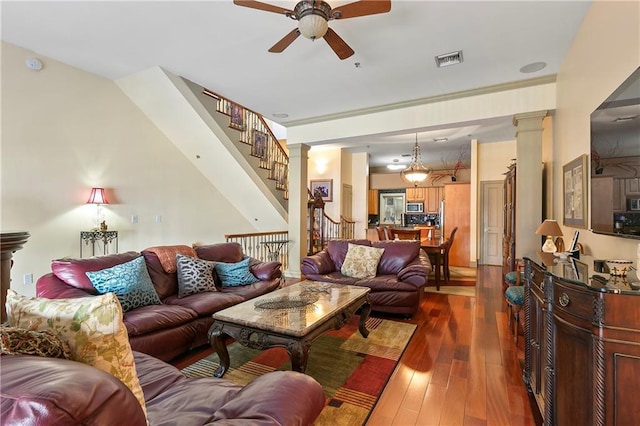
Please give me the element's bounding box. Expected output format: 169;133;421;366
480;181;504;265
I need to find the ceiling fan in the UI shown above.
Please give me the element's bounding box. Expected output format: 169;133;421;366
233;0;391;60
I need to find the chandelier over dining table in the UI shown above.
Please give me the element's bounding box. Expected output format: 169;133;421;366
401;134;431;186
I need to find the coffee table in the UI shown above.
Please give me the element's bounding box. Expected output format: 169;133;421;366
207;281;371;377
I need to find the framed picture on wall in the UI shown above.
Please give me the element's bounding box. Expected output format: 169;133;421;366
310;179;333;202
252;130;267;159
563;154;588;228
229;103;244;130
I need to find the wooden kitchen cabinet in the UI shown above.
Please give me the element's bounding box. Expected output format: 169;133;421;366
368;189;378;215
405;187;426;202
425;187;442;213
443;182;470;267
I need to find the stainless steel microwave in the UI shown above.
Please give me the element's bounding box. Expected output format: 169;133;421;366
406;202;424;213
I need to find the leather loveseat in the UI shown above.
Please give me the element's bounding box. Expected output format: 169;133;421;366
36;242;281;362
0;350;325;425
301;239;431;317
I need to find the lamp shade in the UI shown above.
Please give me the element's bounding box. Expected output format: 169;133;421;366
86;188;108;205
536;219;562;253
535;219;563;237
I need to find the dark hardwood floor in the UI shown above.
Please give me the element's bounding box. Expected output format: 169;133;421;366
172;265;542;425
367;265;541;426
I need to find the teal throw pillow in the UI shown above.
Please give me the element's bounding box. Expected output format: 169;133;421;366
214;257;259;287
86;256;162;312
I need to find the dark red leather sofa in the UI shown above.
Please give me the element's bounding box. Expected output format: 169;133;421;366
35;242;282;362
1;350;325;425
301;239;432;317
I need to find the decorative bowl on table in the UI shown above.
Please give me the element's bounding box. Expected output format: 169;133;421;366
605;260;633;276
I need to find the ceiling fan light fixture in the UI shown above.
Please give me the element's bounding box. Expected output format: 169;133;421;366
401;134;431;186
298;14;328;39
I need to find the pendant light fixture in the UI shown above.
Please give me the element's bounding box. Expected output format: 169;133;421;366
401;134;430;186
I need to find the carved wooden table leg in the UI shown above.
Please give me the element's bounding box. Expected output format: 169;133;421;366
287;340;312;373
208;323;230;378
358;299;372;338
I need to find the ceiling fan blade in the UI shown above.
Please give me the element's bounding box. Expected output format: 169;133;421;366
323;28;354;60
330;0;391;19
268;28;301;53
233;0;293;16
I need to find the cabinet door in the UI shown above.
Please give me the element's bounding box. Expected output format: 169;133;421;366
553;316;592;426
425;187;438;213
368;189;378;215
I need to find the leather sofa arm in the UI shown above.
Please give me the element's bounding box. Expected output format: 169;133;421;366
213;370;325;425
249;259;282;281
0;354;147;425
301;250;335;275
397;251;432;287
36;273;94;299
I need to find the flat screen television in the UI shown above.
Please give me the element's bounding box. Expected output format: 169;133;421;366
590;67;640;239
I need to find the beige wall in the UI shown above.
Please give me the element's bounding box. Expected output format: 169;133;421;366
553;1;639;260
1;42;256;296
477;140;517;182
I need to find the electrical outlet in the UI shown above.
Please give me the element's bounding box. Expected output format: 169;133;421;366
155;215;162;223
23;273;33;285
131;215;138;224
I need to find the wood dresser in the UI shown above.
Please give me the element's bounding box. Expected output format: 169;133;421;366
523;253;640;426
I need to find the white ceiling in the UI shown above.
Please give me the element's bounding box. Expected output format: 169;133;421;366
1;0;592;168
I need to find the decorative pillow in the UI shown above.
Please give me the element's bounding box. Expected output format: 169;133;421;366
214;257;259;287
341;243;385;279
5;290;147;417
0;325;71;359
86;256;162;312
176;253;217;298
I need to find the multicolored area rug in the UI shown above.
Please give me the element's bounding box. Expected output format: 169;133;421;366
181;316;416;425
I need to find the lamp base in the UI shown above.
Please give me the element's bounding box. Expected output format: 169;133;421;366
542;237;557;253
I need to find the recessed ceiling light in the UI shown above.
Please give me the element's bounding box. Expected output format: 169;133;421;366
387;164;407;171
519;62;547;73
433;137;448;143
387;159;406;171
273;113;289;118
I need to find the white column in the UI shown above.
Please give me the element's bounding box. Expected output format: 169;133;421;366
513;110;548;259
287;143;310;278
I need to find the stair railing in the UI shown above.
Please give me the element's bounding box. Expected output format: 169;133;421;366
203;89;289;199
225;231;289;271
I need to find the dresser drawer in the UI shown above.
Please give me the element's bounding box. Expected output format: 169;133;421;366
553;280;593;322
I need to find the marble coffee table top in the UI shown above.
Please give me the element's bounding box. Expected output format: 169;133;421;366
212;281;370;337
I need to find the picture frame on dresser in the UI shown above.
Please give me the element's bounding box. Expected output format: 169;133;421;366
563;154;588;228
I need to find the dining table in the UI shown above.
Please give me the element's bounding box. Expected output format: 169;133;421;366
420;237;448;291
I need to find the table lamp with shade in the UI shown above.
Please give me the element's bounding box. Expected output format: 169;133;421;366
536;219;563;253
86;187;109;230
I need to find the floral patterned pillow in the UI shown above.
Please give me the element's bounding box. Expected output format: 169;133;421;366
341;243;385;279
5;290;147;419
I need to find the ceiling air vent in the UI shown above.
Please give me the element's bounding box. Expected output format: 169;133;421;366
435;51;463;68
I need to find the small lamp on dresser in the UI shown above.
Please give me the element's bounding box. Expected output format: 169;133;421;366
536;219;563;253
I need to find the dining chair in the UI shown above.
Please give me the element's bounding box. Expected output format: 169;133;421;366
375;226;387;241
442;227;458;281
385;226;396;240
393;229;421;240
